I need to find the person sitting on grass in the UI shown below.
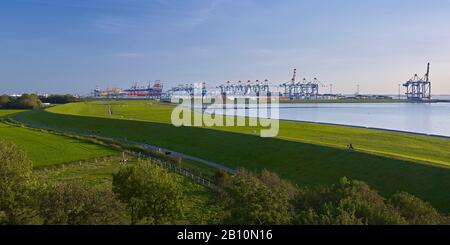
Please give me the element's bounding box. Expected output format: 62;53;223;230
347;144;355;151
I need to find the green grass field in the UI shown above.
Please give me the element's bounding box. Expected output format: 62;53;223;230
12;101;450;211
1;110;116;167
0;109;25;117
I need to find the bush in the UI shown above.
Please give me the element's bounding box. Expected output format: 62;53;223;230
1;94;43;109
390;192;447;225
259;169;299;200
40;94;80;104
112;161;185;224
213;170;231;189
0;141;38;224
220;169;293;225
0;95;11;109
40;181;125;225
293;177;407;225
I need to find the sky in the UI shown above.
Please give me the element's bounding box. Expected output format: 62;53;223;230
1;0;449;95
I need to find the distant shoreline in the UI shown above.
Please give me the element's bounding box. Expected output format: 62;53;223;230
279;99;405;104
279;99;450;104
85;96;450;104
280;119;450;140
163;98;450;106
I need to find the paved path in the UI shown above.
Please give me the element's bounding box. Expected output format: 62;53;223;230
135;142;237;174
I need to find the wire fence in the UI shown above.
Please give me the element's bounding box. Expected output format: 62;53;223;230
129;151;216;189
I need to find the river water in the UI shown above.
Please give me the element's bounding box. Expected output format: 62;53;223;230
202;102;450;137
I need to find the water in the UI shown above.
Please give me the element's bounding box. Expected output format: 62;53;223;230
203;102;450;137
434;95;450;100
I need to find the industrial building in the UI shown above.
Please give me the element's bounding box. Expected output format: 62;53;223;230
93;81;164;99
124;81;163;98
93;87;124;98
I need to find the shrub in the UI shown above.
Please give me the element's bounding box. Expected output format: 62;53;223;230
40;181;125;225
220;169;293;225
40;94;80;104
4;94;43;109
0;141;38;224
213;170;231;189
0;95;11;109
293;177;407;225
390;192;447;225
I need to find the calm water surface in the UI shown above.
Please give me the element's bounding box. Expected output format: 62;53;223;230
204;102;450;137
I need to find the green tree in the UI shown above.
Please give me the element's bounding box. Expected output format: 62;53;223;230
0;141;38;224
0;95;11;108
221;169;293;225
8;94;43;109
213;170;231;189
259;169;299;200
40;181;125;225
40;94;80;104
390;192;447;225
294;177;407;225
112;161;185;224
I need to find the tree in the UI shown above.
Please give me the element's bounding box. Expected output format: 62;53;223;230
6;94;43;109
293;177;407;225
0;141;38;224
213;170;231;189
40;94;80;104
40;181;125;225
390;192;447;225
0;95;11;109
259;169;299;200
220;169;293;225
112;161;185;224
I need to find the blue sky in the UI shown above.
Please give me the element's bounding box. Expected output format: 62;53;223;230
1;0;449;95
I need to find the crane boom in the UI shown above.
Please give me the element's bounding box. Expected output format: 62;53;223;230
291;69;297;83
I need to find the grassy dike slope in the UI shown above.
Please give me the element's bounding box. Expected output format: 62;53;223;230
0;110;25;117
48;101;450;166
13;103;450;211
0;109;116;167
